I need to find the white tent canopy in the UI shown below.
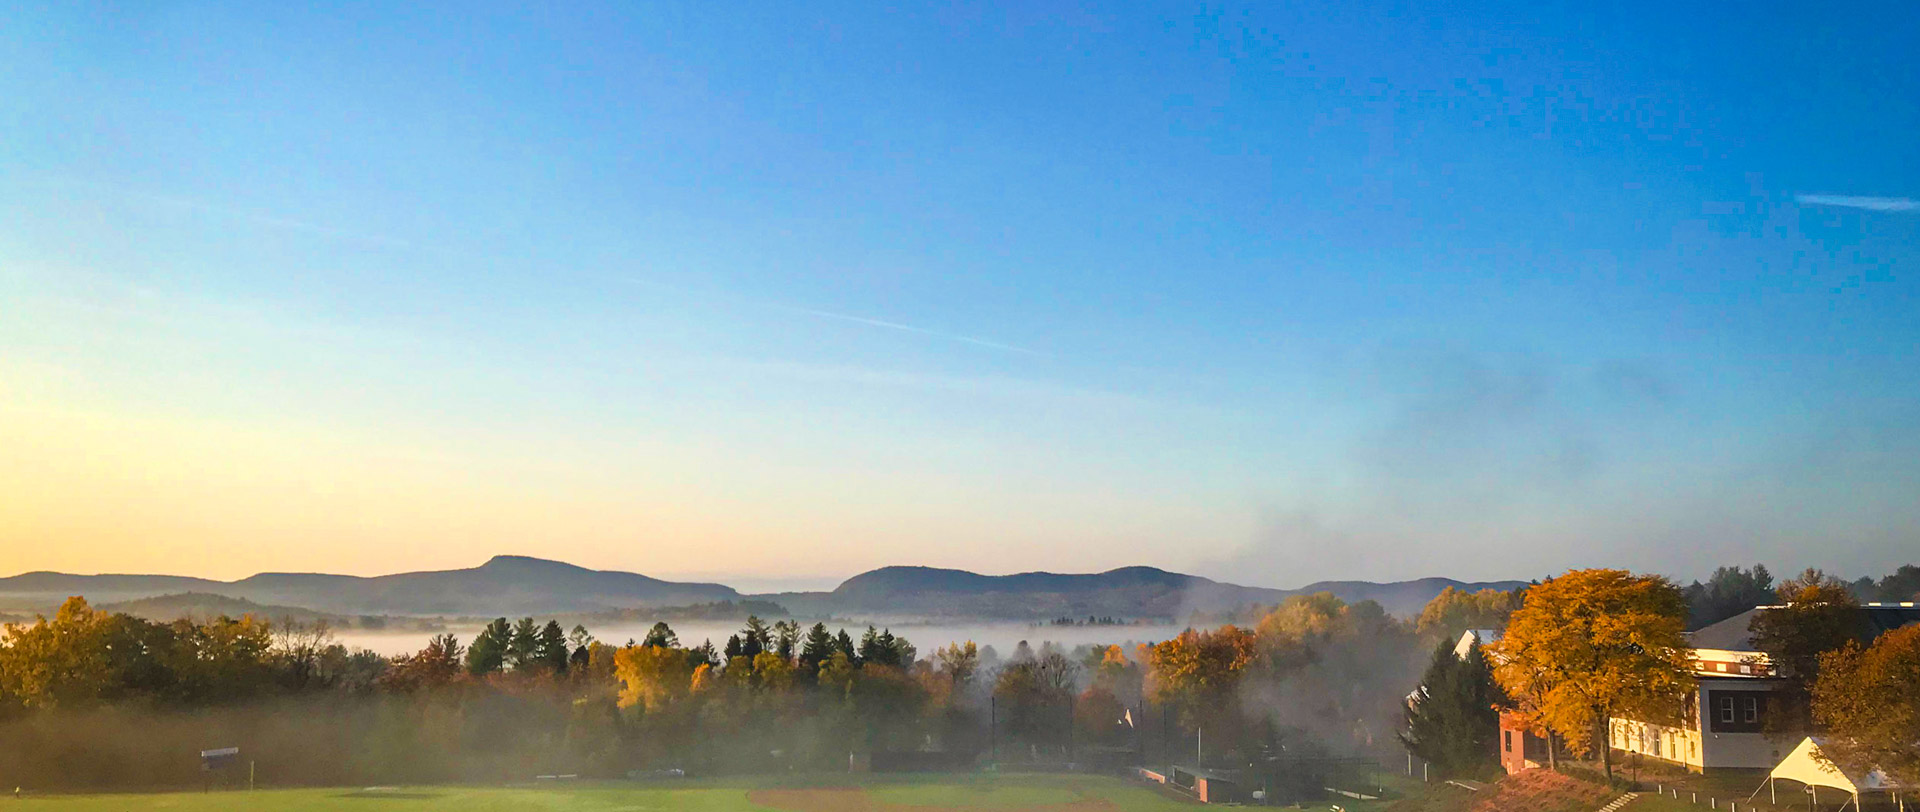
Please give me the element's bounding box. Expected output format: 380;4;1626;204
1761;737;1905;812
1771;737;1902;794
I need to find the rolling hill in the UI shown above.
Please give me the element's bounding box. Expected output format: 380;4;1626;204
0;556;1523;622
0;556;739;617
757;565;1525;620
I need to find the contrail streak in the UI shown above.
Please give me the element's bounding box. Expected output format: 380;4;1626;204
768;304;1052;358
1794;194;1918;212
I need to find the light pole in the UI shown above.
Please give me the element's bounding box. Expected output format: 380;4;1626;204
990;696;997;764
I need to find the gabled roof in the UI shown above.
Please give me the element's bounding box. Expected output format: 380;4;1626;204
1453;629;1501;659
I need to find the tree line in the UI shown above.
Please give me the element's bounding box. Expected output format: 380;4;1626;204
8;560;1913;792
0;592;1443;788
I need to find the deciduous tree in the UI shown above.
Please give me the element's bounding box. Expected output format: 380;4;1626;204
1492;569;1693;782
934;641;979;687
614;644;693;712
1144;625;1258;734
1749;568;1867;737
1416;587;1523;641
1876;564;1920;602
1813;625;1920;787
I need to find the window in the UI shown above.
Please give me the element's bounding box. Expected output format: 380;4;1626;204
1504;731;1512;752
1709;691;1769;733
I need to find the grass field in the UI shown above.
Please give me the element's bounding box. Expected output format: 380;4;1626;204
11;774;1215;812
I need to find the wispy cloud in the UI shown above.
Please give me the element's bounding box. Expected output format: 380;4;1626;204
763;303;1052;358
1795;194;1918;212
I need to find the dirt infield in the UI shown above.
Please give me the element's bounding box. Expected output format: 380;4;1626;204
746;786;1121;812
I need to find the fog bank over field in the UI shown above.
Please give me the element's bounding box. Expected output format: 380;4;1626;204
333;619;1195;659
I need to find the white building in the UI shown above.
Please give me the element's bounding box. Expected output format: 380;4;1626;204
1608;603;1920;774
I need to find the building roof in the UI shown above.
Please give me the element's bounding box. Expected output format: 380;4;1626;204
1453;629;1501;659
1171;765;1241;782
1770;737;1902;794
1687;608;1766;651
1686;604;1920;652
1862;603;1920;636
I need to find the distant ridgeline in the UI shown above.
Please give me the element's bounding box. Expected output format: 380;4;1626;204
582;599;792;622
1;555;1528;623
91;592;447;631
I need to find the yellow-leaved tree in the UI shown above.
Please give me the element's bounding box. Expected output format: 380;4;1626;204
613;644;692;713
1493;569;1694;782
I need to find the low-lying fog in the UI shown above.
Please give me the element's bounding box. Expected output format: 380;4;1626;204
334;619;1197;658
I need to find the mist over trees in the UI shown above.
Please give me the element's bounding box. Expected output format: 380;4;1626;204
2;559;1912;793
0;588;1457;790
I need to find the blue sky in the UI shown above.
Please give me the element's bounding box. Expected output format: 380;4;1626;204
2;1;1915;589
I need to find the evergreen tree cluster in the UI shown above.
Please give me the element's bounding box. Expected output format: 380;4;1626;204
464;616;580;676
1399;638;1507;777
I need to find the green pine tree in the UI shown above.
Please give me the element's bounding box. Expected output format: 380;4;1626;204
1399;638;1506;777
799;623;835;676
537;620;569;673
465;617;511;676
506;617;539;670
642;622;679;648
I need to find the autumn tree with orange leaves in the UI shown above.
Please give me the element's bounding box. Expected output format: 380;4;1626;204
1145;625;1259;742
1492;569;1694;782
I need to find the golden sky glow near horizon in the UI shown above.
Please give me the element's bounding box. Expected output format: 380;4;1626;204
1;340;1247;585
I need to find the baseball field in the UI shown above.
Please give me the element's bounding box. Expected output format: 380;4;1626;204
11;774;1218;812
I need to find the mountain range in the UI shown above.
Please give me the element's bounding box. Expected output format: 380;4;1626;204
0;555;737;617
0;555;1525;621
